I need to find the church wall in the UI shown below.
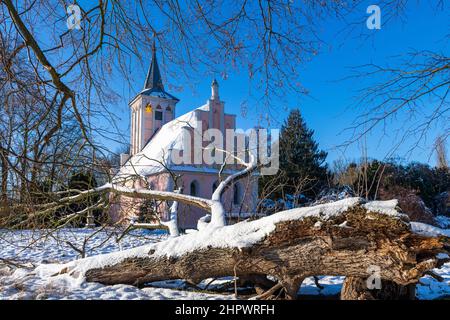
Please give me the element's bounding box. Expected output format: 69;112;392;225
109;169;258;229
165;105;173;122
129;96;143;155
108;173;171;224
175;171;259;229
146;173;171;221
131;95;178;154
185;109;239;164
224;114;236;130
143;99;154;144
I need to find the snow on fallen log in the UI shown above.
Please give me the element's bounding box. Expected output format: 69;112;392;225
48;197;449;299
51;198;361;272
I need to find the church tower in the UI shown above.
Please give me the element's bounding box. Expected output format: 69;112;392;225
128;40;179;157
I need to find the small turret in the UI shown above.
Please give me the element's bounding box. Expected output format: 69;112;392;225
211;79;219;100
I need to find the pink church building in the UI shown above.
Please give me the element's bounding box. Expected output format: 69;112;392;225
111;43;259;229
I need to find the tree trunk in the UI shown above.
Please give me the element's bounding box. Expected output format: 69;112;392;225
71;203;449;299
341;277;416;300
0;142;8;215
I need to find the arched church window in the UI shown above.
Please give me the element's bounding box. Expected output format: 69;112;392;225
190;180;199;197
233;183;241;205
156;105;162;109
166;106;172;112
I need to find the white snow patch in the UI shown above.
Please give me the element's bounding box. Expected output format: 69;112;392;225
313;221;323;229
300;276;344;296
114;108;199;178
363;199;400;216
410;222;450;238
338;221;349;228
0;228;232;300
437;253;449;260
416;262;450;300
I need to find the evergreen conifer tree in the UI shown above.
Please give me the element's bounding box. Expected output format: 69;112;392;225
260;109;328;202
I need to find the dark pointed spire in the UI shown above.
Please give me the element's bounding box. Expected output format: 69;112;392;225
144;39;164;91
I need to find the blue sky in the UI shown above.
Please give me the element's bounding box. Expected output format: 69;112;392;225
103;1;448;167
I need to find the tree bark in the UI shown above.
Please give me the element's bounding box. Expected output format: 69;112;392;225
0;142;8;214
75;203;449;299
341;277;416;300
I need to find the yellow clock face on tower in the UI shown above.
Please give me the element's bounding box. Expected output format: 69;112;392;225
145;103;152;113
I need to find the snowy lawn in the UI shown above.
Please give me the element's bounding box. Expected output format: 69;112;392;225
0;227;449;300
0;228;233;300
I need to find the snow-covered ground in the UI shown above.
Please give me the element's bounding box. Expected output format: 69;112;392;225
0;228;232;300
0;227;449;300
436;215;450;229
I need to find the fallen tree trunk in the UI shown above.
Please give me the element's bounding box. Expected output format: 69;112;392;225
62;198;449;300
341;277;416;300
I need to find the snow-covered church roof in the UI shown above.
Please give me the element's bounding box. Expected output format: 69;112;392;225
114;104;217;181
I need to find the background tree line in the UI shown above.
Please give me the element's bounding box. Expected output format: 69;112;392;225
259;109;449;221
